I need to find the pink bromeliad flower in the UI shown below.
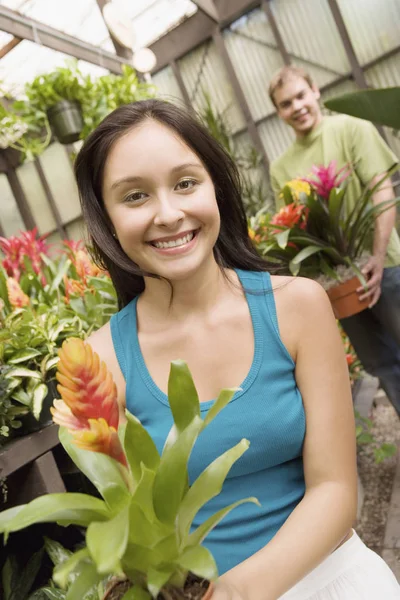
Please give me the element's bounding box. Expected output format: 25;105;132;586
304;160;352;200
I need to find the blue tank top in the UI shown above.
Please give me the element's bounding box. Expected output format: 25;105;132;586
110;269;306;575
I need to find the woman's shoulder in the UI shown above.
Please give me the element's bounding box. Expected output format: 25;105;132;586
270;275;334;360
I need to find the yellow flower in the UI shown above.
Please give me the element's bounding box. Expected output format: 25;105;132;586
281;179;311;203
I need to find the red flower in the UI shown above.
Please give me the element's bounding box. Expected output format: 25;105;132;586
0;228;50;284
304;161;352;200
271;203;308;231
346;353;355;366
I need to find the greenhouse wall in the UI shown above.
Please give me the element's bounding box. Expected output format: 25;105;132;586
1;0;400;242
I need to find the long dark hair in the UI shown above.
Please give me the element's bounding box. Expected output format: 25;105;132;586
74;99;271;308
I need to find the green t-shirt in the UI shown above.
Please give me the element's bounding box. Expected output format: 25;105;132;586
270;114;400;267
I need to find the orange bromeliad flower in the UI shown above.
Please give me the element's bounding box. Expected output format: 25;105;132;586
6;277;30;308
51;338;126;467
270;203;308;230
73;418;127;467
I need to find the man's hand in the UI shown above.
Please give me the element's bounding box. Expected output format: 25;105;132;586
357;255;385;307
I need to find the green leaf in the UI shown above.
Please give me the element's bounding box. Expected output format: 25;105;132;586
131;465;156;523
203;388;237;428
59;427;131;511
6;367;42;379
86;505;129;574
44;357;60;372
189;497;260;547
65;562;102;600
1;556;14;600
275;229;290;249
153;416;203;524
53;548;90;589
0;493;110;536
324;87;400;130
8;348;42;364
44;537;73;567
121;588;151;600
123;412;160;485
32;383;48;420
10;548;44;600
177;439;250;544
167;360;200;432
176;545;217;581
147;567;174;598
49;258;71;294
35;589;67;600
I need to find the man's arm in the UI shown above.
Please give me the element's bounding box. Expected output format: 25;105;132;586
357;172;397;307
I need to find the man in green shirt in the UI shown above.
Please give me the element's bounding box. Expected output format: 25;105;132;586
269;65;400;413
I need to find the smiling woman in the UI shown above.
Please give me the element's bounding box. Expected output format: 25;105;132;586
72;99;400;600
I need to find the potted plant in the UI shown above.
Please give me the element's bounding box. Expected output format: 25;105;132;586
16;60;89;144
251;161;400;318
0;339;258;600
0;230;118;440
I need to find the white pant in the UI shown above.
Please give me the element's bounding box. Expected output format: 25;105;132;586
279;531;400;599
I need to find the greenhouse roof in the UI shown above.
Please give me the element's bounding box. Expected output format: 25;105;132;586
0;0;198;94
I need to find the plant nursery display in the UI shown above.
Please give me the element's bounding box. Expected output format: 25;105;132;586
249;161;400;318
0;61;155;161
0;338;258;600
0;229;118;443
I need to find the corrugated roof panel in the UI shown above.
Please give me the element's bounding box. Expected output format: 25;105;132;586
223;7;284;122
270;0;350;86
257;115;294;164
365;52;400;88
152;65;185;105
336;0;400;66
178;40;246;134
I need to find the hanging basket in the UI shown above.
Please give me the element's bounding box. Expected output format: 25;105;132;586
327;275;370;319
47;100;83;144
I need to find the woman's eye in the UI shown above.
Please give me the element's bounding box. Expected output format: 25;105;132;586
124;191;147;203
176;179;197;191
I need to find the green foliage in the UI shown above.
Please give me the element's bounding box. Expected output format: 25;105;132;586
198;93;271;215
0;361;258;598
1;61;155;163
1;548;44;600
324;87;400;131
0;235;118;441
355;410;397;464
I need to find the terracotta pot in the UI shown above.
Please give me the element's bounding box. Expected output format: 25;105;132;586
327;275;370;319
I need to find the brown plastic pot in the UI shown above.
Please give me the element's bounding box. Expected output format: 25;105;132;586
327;275;370;319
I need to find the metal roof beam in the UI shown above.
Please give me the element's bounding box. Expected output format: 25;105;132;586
0;5;127;73
0;35;21;59
191;0;220;22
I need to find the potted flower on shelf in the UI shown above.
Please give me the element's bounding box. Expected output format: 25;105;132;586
252;161;400;319
0;229;118;441
0;339;258;600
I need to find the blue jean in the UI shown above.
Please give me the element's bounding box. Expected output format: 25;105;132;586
340;266;400;415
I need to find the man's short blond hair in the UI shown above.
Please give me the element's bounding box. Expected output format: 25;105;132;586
268;65;314;107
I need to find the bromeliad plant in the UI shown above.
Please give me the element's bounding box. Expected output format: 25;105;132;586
253;161;400;286
0;339;258;600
